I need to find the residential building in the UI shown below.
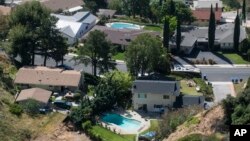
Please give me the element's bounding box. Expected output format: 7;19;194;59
82;25;160;50
170;23;247;54
132;76;180;112
221;11;238;23
14;66;83;92
191;0;223;22
52;11;98;45
41;0;84;12
15;88;52;106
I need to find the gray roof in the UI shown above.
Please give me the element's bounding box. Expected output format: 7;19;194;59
170;32;197;47
132;80;179;95
52;12;93;22
60;26;75;38
182;95;204;107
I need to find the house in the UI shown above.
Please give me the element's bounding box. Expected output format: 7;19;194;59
51;11;98;45
82;25;161;50
0;6;11;15
191;0;223;22
97;9;116;18
221;11;238;23
132;78;180;112
170;23;247;54
14;66;82;92
15;88;52;106
41;0;84;12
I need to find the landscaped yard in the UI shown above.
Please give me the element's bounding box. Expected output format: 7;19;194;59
113;52;125;60
180;80;201;96
140;120;159;135
90;126;136;141
144;25;162;32
217;52;250;64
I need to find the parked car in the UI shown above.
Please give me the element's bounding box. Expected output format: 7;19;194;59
53;100;72;110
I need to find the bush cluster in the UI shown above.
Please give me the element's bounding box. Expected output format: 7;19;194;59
9;103;23;116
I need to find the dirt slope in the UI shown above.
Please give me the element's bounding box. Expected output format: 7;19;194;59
164;105;225;141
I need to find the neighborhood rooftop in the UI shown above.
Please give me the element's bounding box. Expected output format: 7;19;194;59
132;80;179;95
14;66;81;87
41;0;84;12
15;88;52;104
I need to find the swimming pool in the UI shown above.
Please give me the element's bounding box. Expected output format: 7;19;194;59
101;113;141;131
106;22;142;30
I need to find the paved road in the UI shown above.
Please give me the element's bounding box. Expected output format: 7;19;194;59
211;82;236;103
200;67;250;82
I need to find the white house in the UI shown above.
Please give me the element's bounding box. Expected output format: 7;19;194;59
132;80;180;112
52;11;98;45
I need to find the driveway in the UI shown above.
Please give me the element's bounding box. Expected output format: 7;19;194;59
211;82;236;103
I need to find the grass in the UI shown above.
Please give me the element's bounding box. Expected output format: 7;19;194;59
144;25;162;32
234;81;246;95
140;120;159;135
184;117;200;127
180;80;202;96
113;52;125;60
217;52;250;64
91;126;136;141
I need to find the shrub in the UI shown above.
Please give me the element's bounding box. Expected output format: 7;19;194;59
73;93;81;102
9;103;23;116
82;120;92;132
208;59;216;65
1;98;10;105
21;99;40;116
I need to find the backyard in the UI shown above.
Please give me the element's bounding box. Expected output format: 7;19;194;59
180;80;202;96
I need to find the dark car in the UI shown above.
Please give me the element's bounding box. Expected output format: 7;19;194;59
57;64;74;70
53;100;72;110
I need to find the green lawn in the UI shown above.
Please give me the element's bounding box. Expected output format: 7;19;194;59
180;80;201;96
113;52;125;60
140;120;159;135
91;126;136;141
217;52;250;64
144;25;162;32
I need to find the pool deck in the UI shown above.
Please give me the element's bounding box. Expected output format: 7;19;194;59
100;110;150;134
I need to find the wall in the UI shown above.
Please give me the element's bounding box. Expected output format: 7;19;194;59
133;93;176;112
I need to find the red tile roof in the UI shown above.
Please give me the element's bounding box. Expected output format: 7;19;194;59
192;10;222;21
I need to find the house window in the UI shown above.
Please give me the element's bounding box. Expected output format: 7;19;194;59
163;95;169;99
138;93;147;98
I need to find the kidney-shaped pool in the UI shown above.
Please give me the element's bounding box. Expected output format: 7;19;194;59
101;113;142;132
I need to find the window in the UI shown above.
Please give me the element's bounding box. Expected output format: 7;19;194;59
138;93;147;98
163;95;169;99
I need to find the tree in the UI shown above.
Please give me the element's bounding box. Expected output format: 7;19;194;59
125;33;170;77
242;0;246;23
234;12;241;52
163;17;170;49
21;99;40;116
8;1;67;66
108;0;122;14
0;0;4;5
169;0;176;16
84;0;107;13
176;19;181;53
75;30;115;76
0;11;8;41
208;5;216;51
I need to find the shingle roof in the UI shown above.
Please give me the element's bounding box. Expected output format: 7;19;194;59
16;88;52;104
83;25;161;46
192;10;222;21
182;95;205;106
41;0;84;12
132;80;179;95
14;66;81;87
0;6;11;15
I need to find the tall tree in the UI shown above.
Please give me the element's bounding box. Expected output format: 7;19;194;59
169;0;175;16
234;12;241;52
75;30;115;76
242;0;246;23
176;19;181;53
163;17;170;49
9;1;50;65
208;5;216;51
125;34;170;77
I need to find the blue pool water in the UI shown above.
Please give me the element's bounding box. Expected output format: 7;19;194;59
110;22;141;30
102;113;141;131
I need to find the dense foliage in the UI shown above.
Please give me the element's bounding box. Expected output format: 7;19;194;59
234;13;241;52
75;30;115;76
8;1;68;66
125;33;170;77
222;78;250;125
222;0;241;9
208;5;216;51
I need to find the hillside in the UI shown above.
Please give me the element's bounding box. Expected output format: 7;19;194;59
164;105;228;141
